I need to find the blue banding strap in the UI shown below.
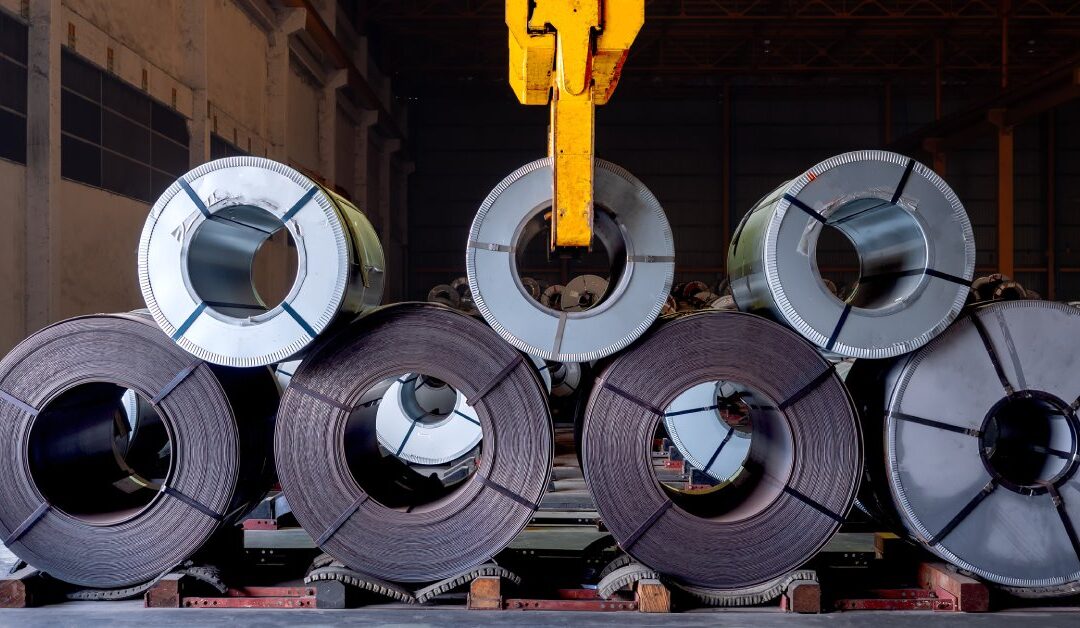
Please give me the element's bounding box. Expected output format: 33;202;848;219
280;302;317;339
281;186;319;223
453;409;481;426
783;486;846;524
891;158;916;204
395;417;422;456
163;486;224;521
703;429;735;473
664;404;720;418
151;361;202;405
783;193;826;224
315;494;369;546
825;303;853;352
178;179;210;218
0;389;38;416
4;502;51;546
924;268;970;286
172;302;207;341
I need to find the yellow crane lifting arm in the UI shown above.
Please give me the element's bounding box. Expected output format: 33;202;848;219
507;0;644;250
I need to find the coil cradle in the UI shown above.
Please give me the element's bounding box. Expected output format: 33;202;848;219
853;300;1080;596
467;158;674;362
728;150;975;359
139;157;385;367
275;303;553;583
0;313;277;588
581;311;862;589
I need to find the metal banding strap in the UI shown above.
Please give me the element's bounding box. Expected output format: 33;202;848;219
466;354;525;408
162;486;224;522
664;404;720;418
601;381;665;417
280;186;319;223
782;486;846;524
551;313;568;356
177;179;211;218
315;494;370;547
628;255;675;263
969;313;1015;395
1045;483;1080;565
171;302;207;341
0;389;38;416
151;361;203;405
621;500;673;551
280;302;318;339
476;473;539;511
289;383;353;412
891;158;917;205
394;416;423;457
924;268;971;286
889;411;982;438
3;502;52;545
927;479;997;546
703;429;736;473
453;409;481;426
777;365;835;411
467;240;512;253
858;268;970;287
825;304;853;352
782;193;826;224
992;308;1027;391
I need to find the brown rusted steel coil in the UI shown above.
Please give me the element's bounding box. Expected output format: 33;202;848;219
0;312;277;588
275;303;553;583
581;311;862;589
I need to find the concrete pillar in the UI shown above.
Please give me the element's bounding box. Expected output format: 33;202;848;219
267;8;306;162
318;69;347;186
24;0;61;333
180;0;209;165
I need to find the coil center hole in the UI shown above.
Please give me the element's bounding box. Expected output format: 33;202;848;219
187;205;299;318
344;372;482;511
513;207;624;315
814;198;928;311
28;383;173;526
655;380;793;520
979;393;1078;491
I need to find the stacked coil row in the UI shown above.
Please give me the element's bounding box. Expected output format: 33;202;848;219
1;148;1077;601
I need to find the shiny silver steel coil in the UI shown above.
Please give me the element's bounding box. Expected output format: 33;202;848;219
852;300;1080;595
466;158;674;362
728;150;974;359
139;157;385;367
581;311;862;589
0;313;277;588
275;303;553;582
663;381;753;483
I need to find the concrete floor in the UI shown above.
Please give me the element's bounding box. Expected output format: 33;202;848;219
0;601;1078;627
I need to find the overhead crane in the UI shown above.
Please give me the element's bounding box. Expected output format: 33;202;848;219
506;1;644;250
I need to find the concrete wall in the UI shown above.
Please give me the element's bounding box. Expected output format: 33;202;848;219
0;0;410;355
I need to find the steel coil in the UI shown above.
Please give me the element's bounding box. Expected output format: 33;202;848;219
0;313;277;588
581;311;862;589
275;303;553;582
728;150;974;359
466;158;674;362
852;300;1080;594
139;157;385;367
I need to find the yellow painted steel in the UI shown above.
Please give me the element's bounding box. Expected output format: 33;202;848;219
507;0;644;249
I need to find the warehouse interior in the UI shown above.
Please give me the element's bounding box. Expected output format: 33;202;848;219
2;0;1080;624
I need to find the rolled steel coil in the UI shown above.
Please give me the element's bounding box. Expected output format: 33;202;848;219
852;300;1080;595
275;303;553;582
728;150;974;359
139;157;385;367
663;381;753;484
581;311;862;589
0;313;277;588
467;158;674;362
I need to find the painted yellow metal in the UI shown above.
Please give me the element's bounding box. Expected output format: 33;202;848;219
506;0;644;248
